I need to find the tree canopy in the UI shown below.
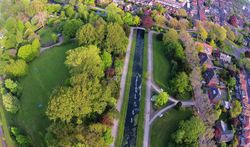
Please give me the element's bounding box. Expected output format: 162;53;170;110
172;116;205;145
154;91;169;107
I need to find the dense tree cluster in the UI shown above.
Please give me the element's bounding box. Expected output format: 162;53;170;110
172;116;205;146
46;45;118;146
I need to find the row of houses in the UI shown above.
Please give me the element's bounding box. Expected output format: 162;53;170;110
238;72;250;146
197;42;235;143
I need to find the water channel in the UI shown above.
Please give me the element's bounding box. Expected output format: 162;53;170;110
123;29;145;146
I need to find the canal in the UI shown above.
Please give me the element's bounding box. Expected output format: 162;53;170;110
123;29;144;146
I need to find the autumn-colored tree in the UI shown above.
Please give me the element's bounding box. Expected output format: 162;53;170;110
229;15;238;27
142;16;153;29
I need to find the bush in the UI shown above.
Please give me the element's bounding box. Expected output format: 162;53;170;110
4;59;28;77
2;93;20;113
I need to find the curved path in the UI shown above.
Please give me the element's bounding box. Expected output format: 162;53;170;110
40;36;64;53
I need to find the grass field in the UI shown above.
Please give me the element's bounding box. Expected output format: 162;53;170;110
152;34;171;90
115;30;137;146
6;42;77;146
136;32;148;147
150;108;193;147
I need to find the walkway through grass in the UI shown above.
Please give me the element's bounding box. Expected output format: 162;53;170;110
6;42;77;146
150;108;193;147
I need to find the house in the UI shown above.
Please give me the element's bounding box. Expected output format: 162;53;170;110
198;52;213;68
220;53;232;63
215;120;234;143
203;68;219;86
208;87;222;104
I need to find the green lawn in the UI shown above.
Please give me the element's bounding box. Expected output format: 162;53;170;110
6;42;77;146
152;34;171;90
136;32;148;147
150;108;193;147
115;30;137;146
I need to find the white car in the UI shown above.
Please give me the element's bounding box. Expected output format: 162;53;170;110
159;114;163;118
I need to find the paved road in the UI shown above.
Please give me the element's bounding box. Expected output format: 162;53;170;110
40;36;64;53
111;28;134;147
143;31;195;147
149;103;176;125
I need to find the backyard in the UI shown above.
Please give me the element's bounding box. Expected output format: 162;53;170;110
5;42;77;146
153;34;171;90
150;108;193;147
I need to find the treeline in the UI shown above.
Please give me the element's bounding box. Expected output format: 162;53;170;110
0;0;139;146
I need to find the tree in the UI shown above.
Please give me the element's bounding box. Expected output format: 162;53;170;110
154;92;169;107
105;3;124;24
197;25;208;41
102;51;112;69
163;29;178;43
47;45;110;122
215;25;227;41
11;127;30;146
18;38;40;62
62;19;83;40
2;93;20;113
227;30;236;42
177;8;187;17
230;100;242;118
123;12;134;25
169;18;179;29
76;23;97;46
170;72;192;98
47;4;62;14
4;79;18;94
105;23;128;55
142;16;153;29
172;116;205;145
77;4;89;21
154;14;166;27
227;77;236;89
64;5;75;18
4;60;28;77
178;19;189;30
229;15;238;27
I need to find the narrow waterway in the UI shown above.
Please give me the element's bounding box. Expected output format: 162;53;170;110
123;29;144;146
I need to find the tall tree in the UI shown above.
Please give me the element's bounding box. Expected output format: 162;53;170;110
105;23;128;55
4;59;28;77
172;116;205;145
76;23;97;46
2;93;20;113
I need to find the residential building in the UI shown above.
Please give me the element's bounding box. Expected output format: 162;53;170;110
215;120;234;143
208;87;222;104
203;68;219;87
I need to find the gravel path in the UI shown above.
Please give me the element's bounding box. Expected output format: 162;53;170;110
143;31;195;147
143;31;153;147
111;28;134;147
40;36;64;53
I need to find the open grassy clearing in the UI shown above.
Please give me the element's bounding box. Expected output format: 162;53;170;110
150;108;193;147
115;30;137;146
5;42;77;146
152;34;171;90
136;32;148;147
